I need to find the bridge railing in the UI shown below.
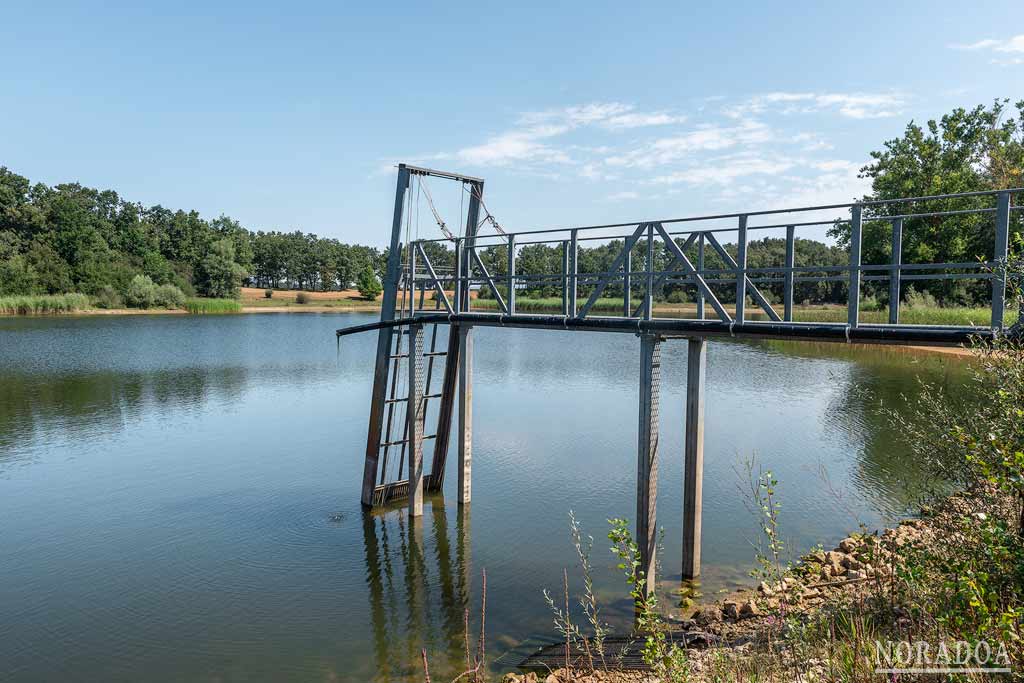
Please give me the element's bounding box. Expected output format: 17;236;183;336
405;188;1023;331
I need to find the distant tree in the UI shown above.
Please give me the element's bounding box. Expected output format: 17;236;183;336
196;239;244;299
357;265;382;300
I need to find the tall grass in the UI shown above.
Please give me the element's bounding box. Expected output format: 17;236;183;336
790;305;1018;327
185;298;242;314
0;293;90;315
473;297;629;313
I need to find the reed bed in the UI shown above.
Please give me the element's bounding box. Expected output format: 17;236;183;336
185;298;242;314
0;293;90;315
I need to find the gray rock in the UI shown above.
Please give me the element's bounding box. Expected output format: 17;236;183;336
738;601;761;619
692;604;722;624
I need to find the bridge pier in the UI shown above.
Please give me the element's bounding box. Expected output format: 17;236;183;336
682;337;706;579
408;322;426;517
458;325;473;505
636;333;661;598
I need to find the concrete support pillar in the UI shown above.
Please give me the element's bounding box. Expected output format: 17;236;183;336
458;325;473;505
408;323;425;517
682;337;706;579
637;333;661;599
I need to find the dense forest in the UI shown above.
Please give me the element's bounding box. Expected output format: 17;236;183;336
0;167;383;302
1;100;1020;308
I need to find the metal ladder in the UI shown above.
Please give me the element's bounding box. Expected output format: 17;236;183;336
369;263;458;506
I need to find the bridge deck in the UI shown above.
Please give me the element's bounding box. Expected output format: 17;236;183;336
337;311;996;346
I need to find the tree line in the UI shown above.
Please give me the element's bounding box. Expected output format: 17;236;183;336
0;168;384;300
2;100;1019;306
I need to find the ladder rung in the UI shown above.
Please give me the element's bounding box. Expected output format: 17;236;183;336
384;393;442;404
379;434;438;448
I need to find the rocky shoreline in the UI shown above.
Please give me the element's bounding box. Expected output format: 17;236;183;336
501;497;948;683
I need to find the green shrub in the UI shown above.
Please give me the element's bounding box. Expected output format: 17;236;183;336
185;298;242;314
904;285;937;309
666;289;688;304
860;294;881;312
264;288;273;299
124;274;158;308
357;266;382;301
93;285;122;309
295;291;311;304
153;283;186;309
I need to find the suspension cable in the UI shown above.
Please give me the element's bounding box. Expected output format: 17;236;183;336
420;177;455;241
465;184;506;236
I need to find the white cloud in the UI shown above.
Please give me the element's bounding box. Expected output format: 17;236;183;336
605;120;773;168
602;111;687;129
650;155;795;185
604;191;640;201
447;102;688;168
950;34;1024;53
456;129;571;167
725;91;905;120
410;97;864;210
950;35;1024;66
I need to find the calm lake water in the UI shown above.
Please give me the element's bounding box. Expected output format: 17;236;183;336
0;313;967;682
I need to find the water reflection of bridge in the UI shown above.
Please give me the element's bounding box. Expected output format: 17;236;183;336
362;498;471;681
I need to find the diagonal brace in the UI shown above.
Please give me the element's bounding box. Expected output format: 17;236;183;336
415;243;453;314
468;247;508;313
578;223;648;318
632;232;699;318
653;223;732;322
704;232;781;322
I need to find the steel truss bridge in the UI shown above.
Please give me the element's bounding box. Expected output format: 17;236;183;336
338;164;1021;594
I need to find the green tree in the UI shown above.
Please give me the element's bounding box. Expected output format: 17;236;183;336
196;239;244;298
357;265;382;300
830;99;1024;305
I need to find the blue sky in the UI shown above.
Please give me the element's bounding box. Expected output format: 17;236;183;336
2;1;1022;246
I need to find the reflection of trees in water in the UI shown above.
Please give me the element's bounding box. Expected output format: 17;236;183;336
762;341;975;515
362;499;471;683
0;365;323;461
0;369;239;457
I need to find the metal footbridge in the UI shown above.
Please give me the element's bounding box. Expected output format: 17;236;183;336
338;164;1021;593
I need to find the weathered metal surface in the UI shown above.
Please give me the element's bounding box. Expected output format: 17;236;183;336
682;337;706;579
342;312;998;346
362;164;411;507
458;325;473;504
408;323;425;517
993;191;1011;329
848;204;863;328
637;334;660;598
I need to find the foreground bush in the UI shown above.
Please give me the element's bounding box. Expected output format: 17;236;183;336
295;291;310;304
185;298;242;314
0;293;89;315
